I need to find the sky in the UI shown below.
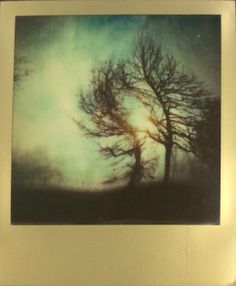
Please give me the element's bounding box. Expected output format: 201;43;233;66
12;15;221;189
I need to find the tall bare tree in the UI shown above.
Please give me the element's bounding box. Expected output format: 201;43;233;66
123;33;212;184
77;60;156;188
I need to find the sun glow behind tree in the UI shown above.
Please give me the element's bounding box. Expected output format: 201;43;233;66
127;99;155;134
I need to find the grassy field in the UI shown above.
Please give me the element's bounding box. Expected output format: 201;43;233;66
11;180;220;225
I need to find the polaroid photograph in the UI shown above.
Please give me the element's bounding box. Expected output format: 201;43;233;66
0;1;235;286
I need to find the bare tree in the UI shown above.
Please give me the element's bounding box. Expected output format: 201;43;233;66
76;60;156;188
123;33;212;184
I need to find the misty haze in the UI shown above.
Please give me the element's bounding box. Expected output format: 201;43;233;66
11;15;220;224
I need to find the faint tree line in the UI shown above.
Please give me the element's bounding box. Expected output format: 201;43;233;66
12;149;65;188
77;33;219;188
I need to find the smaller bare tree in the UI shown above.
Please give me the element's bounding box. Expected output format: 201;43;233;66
76;60;156;188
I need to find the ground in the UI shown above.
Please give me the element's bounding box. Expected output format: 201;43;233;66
11;179;220;225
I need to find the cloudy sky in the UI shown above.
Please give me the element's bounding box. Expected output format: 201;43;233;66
12;15;220;189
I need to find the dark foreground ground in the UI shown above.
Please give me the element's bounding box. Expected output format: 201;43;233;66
11;180;220;225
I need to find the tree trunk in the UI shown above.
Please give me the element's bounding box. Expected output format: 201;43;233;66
163;108;173;185
128;137;143;190
163;144;172;185
128;171;137;190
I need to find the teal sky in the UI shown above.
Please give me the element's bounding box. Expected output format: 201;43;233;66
12;15;220;189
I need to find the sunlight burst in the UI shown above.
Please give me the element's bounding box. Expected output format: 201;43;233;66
129;106;154;134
